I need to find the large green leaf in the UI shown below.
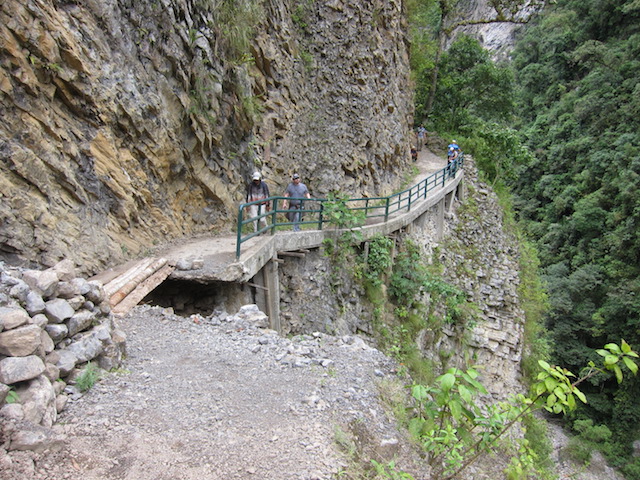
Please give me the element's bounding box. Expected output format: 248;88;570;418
440;373;456;393
458;384;472;403
450;399;462;420
623;356;638;375
412;384;429;402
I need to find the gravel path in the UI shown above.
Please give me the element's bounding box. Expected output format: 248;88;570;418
5;305;428;480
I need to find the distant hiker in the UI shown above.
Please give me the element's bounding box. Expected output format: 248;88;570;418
447;140;460;163
411;146;418;162
282;173;310;232
245;171;270;232
416;125;427;151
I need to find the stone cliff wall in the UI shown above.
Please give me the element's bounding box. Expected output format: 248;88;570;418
0;0;413;275
421;158;525;397
448;0;532;62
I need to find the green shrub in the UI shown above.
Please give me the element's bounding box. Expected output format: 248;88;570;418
573;419;612;444
323;192;366;229
622;457;640;480
564;436;593;465
563;418;615;462
76;362;101;392
361;235;394;288
214;0;263;61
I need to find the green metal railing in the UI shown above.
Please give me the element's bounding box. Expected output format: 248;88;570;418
236;154;464;258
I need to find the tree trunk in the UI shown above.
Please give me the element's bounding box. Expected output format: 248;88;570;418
424;30;446;120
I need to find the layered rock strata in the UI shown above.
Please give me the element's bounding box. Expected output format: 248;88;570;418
430;158;524;397
0;0;412;274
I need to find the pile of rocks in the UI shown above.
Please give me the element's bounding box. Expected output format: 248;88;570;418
0;260;125;452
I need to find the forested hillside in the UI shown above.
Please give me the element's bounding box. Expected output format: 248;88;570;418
410;0;640;474
508;0;640;473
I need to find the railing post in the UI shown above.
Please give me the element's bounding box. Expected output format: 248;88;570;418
270;198;278;235
384;197;390;222
319;201;324;230
236;206;244;259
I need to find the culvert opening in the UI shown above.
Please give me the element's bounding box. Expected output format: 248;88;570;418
142;278;254;317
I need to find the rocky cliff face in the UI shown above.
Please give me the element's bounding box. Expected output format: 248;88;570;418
450;0;532;61
0;0;412;275
428;159;525;398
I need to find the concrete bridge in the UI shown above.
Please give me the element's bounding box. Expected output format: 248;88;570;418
94;154;465;331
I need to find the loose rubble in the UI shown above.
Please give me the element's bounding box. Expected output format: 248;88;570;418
1;303;429;480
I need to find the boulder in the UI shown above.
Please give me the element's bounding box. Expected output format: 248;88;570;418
0;306;30;331
0;325;42;356
40;329;55;354
9;280;30;303
51;259;76;282
43;363;60;383
65;325;110;363
22;269;59;298
44;298;75;324
55;349;78;377
67;309;97;337
31;313;49;328
66;295;86;311
25;291;46;316
0;356;46;385
44;324;68;344
55;394;68;413
16;375;57;427
235;304;269;328
9;422;66;453
1;403;24;421
86;281;106;304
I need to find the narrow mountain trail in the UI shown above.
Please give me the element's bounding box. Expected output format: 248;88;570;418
3;148;444;480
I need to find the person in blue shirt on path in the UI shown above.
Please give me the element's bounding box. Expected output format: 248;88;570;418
447;140;460;163
416;125;427;151
282;173;311;231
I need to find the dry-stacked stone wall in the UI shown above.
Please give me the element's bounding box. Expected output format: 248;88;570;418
0;259;125;451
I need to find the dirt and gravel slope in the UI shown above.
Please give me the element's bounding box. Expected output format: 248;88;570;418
2;305;428;480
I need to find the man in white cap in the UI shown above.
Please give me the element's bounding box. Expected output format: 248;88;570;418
245;171;270;232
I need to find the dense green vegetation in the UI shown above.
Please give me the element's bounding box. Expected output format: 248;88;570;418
408;0;640;475
508;0;640;474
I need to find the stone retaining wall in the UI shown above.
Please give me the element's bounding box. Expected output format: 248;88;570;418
0;259;125;452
